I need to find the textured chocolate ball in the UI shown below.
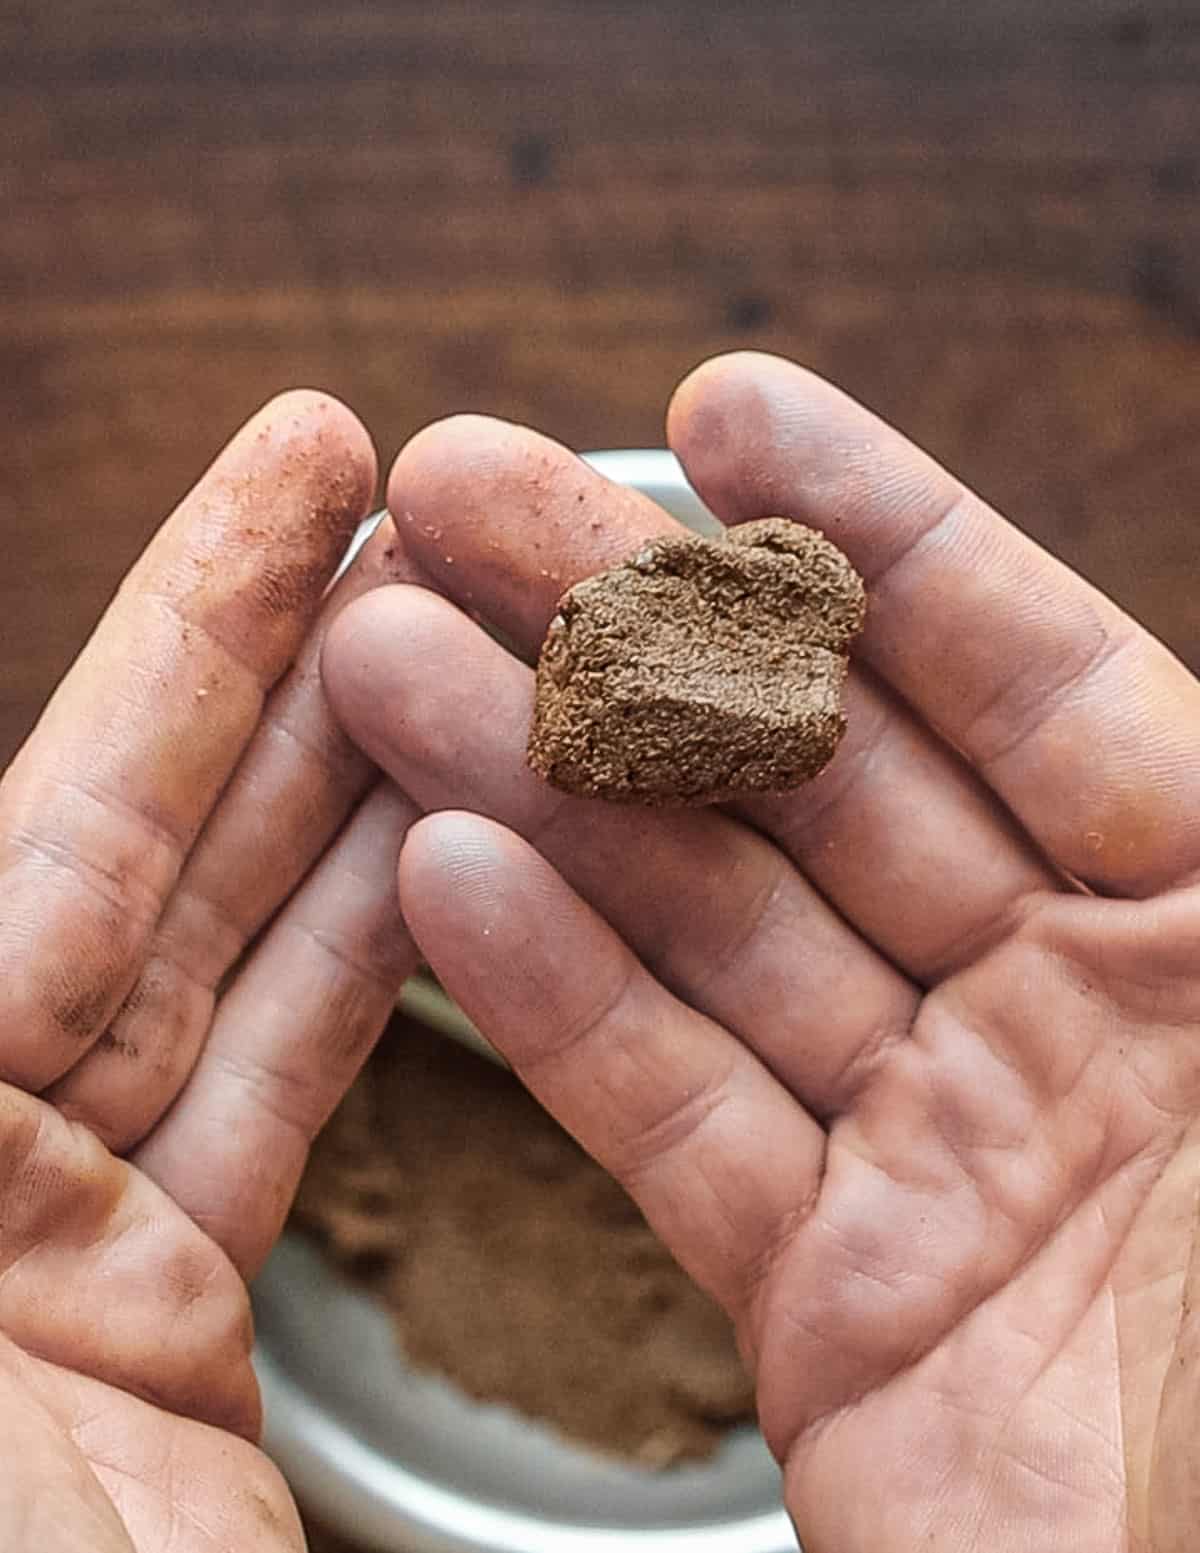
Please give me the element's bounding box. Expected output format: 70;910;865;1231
527;518;866;805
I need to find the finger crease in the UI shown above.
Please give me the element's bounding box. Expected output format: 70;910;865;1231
264;710;367;791
147;586;287;703
516;956;638;1082
738;1186;824;1336
966;624;1135;772
208;1046;318;1144
55;767;192;869
820;1012;917;1118
680;857;790;1008
922;885;1058;984
291;918;411;992
163;879;256;974
856;485;974;592
4;822;163;941
617;1058;737;1194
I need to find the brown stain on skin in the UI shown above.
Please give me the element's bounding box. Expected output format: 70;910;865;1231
150;399;377;697
39;896;145;1049
110;955;202;1080
48;952;208;1149
0;1088;126;1263
1077;799;1165;889
325;1001;386;1080
248;554;340;623
0;1090;262;1441
305;972;398;1097
46;970;126;1044
242;1483;293;1538
141;1236;260;1438
161;1238;224;1315
95;1028;140;1059
115;963;156;1019
358;910;413;986
178;546;335;673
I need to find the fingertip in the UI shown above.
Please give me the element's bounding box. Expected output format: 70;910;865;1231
667;350;793;438
321;583;479;764
386;413;546;523
397;810;512;948
247;388;379;526
667;352;843;521
668;350;786;425
398;807;505;893
261;387;378;472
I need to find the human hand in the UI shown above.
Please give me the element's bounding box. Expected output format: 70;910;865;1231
0;392;421;1549
321;354;1200;1552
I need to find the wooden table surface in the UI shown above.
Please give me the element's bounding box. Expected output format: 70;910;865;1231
3;1;1200;1548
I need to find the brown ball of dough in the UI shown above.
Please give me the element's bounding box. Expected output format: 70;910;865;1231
526;518;866;806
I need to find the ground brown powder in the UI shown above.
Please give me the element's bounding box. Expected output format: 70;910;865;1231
293;1013;755;1466
528;518;866;805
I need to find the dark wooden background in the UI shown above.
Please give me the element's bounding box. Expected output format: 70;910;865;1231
3;1;1200;1547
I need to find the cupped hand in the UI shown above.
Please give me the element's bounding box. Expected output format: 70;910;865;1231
322;354;1200;1553
0;392;423;1549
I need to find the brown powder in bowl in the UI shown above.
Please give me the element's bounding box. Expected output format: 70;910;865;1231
292;1013;755;1466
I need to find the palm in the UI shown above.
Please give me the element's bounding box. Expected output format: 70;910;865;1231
321;358;1200;1551
778;898;1200;1551
0;391;419;1549
3;1343;272;1553
7;1363;294;1553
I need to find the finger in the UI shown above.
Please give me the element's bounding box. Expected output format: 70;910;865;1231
373;416;1058;980
48;515;421;1152
397;811;826;1343
133;781;419;1280
323;584;916;1117
0;391;377;1090
740;670;1058;981
667;351;1200;897
0;1083;258;1439
389;415;680;652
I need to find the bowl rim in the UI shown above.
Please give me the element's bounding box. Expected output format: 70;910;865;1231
258;1346;793;1553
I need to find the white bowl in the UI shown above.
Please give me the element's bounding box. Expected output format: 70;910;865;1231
252;451;797;1553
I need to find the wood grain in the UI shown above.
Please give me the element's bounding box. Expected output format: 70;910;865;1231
3;2;1200;1547
5;0;1200;769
